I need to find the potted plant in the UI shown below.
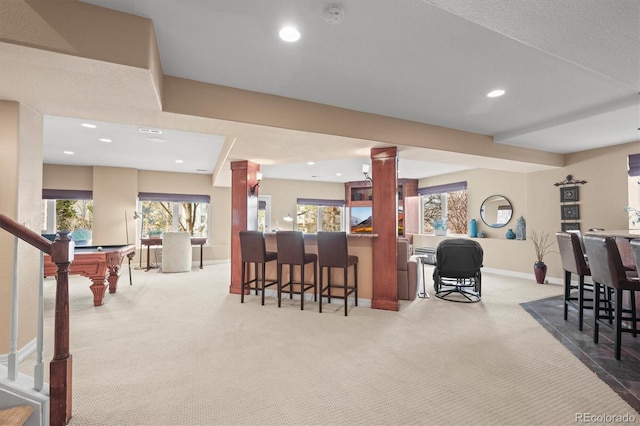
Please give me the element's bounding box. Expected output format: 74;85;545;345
529;230;554;284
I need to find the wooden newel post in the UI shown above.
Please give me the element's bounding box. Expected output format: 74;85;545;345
50;231;74;426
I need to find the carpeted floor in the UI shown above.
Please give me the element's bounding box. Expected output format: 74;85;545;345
522;295;640;413
19;263;640;425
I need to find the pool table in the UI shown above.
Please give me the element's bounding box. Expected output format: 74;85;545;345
44;244;136;306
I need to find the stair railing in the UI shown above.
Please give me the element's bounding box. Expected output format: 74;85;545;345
0;213;74;426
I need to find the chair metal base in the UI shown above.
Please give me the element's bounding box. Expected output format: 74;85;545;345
434;277;481;303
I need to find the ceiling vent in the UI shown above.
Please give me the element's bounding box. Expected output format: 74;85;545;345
324;7;344;24
138;128;162;135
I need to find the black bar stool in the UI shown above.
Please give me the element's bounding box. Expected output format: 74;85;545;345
556;232;593;330
584;235;640;360
275;231;317;310
317;231;358;316
239;231;277;305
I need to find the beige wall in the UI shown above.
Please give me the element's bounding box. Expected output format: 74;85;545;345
257;178;344;231
0;101;43;353
414;140;640;283
42;165;232;262
39;139;640;286
93;167;138;245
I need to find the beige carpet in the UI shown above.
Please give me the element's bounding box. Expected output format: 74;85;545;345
24;263;639;425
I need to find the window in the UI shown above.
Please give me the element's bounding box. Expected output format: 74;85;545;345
296;198;345;233
138;192;210;238
41;189;93;233
627;154;640;229
418;182;467;234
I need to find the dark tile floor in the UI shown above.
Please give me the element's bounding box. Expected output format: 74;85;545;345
522;295;640;413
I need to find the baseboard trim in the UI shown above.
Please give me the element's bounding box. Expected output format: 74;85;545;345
481;267;563;285
0;339;37;365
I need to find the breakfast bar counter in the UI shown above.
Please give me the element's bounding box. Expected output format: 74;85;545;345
263;233;376;301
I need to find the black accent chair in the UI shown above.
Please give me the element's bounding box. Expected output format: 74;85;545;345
275;231;318;310
584;235;640;360
317;231;358;316
556;232;594;330
239;231;278;305
433;238;483;303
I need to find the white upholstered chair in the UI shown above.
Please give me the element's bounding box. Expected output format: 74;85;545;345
161;232;193;273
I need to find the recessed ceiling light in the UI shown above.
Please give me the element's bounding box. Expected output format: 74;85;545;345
279;26;300;42
175;159;183;163
336;173;342;176
487;89;505;98
81;123;96;128
307;161;315;165
147;137;166;143
63;151;74;155
99;138;112;143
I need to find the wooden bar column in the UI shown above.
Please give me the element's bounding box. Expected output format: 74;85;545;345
229;160;260;294
371;147;399;311
50;233;74;426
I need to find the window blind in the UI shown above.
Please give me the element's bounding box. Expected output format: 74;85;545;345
417;181;467;195
628;154;640;177
42;189;93;200
296;198;345;207
138;192;210;203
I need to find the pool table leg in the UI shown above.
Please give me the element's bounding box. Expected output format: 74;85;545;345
89;278;108;306
107;267;121;294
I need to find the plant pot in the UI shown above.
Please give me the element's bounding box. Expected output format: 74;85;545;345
534;261;547;284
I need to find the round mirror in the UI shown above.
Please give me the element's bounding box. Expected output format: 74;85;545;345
480;195;513;228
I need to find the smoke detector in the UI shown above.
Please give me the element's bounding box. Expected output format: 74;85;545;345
324;7;344;24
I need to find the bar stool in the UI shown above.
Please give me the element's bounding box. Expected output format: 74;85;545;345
239;231;278;305
317;231;358;316
556;232;593;330
275;231;317;310
615;237;638;276
584;235;640;360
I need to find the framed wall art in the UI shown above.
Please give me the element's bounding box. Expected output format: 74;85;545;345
561;205;580;220
561;222;580;232
560;186;579;202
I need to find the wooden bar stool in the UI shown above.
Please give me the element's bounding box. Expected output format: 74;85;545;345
239;231;278;305
275;231;317;310
317;231;358;316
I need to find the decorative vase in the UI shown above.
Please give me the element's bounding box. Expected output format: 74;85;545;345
505;228;516;239
516;216;526;240
534;261;547;284
469;219;477;238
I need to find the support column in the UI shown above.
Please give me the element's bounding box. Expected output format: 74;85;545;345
229;160;260;294
371;147;399;311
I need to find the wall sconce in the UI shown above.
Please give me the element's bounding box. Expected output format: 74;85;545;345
362;163;373;184
250;171;263;196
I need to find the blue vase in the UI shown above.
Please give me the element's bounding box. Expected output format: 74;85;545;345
469;219;477;238
506;228;516;239
516;216;526;240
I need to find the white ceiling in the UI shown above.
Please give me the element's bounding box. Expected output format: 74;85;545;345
11;1;640;184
